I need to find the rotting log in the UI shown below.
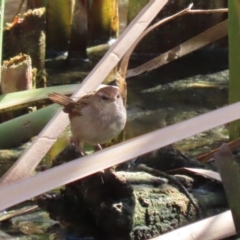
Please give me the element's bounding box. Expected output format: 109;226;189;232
37;144;228;240
38;169;227;239
38;169;199;240
3;8;46;70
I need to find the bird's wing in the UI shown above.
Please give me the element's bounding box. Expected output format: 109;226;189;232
48;92;95;116
48;92;73;106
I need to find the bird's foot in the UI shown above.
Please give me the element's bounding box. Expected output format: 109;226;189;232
97;144;102;150
70;137;87;155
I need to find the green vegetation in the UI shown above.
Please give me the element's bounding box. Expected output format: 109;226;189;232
229;0;240;139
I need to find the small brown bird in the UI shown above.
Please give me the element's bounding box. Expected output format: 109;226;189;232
48;86;127;154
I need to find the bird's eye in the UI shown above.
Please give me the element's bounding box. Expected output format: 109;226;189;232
117;94;120;98
101;95;109;101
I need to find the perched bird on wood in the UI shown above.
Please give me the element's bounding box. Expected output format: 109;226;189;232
48;85;127;154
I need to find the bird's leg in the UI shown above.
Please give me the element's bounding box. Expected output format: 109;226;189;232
95;143;105;180
93;144;102;152
70;137;86;155
97;144;102;150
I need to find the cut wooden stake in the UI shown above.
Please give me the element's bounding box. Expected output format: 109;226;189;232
4;8;46;70
1;54;34;121
1;54;33;94
0;0;168;187
150;211;236;240
1;102;240;210
214;144;240;235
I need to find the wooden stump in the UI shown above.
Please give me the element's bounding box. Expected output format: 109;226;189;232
3;8;46;70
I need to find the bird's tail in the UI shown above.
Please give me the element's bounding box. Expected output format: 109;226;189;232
48;92;73;106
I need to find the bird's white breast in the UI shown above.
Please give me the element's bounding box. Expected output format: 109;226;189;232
70;101;126;145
